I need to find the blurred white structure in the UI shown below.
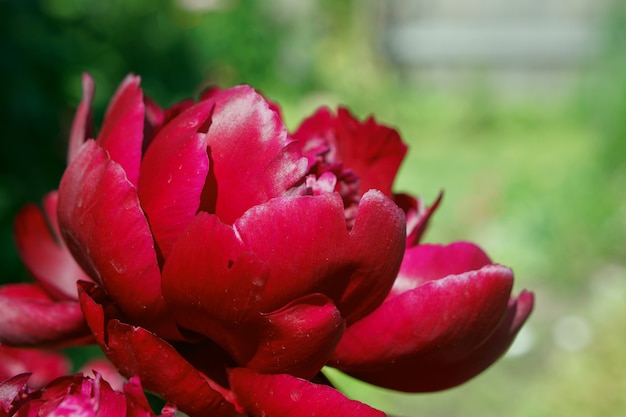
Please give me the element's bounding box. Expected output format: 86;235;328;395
377;0;609;92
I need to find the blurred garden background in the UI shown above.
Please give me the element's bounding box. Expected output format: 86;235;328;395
1;0;625;416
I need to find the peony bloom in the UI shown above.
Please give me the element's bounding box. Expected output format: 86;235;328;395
3;73;533;417
0;372;173;417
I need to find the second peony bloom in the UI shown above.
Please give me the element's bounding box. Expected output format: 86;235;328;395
14;74;533;417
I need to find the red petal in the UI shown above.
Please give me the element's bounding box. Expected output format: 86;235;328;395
330;264;514;373
0;284;91;346
58;140;176;338
337;190;406;323
232;190;405;324
229;368;387;417
244;294;345;378
161;212;269;347
14;192;91;301
78;282;237;417
68;73;95;163
138;101;213;259
0;346;70;389
338;290;534;392
96;74;144;187
389;242;492;298
293;107;407;198
203;86;307;223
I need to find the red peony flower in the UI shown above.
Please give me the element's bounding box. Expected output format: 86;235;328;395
2;73;534;417
0;372;173;417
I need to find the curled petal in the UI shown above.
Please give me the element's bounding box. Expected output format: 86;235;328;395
389;242;493;298
0;284;91;346
337;290;534;392
229;368;387;417
58;140;177;338
0;373;30;413
78;282;237;417
68;73;95;163
138;101;213;259
244;294;345;378
96;74;144;187
394;191;443;247
330;264;514;382
203;86;308;223
338;190;406;323
14;192;91;301
232;190;405;324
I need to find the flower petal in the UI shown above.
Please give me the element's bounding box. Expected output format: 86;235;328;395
203;86;307;223
0;284;91;346
58;140;176;338
0;345;70;389
68;73;95;163
96;74;144;187
14;192;91;301
164;214;349;378
329;263;514;388
389;242;493;298
232;190;405;324
293;107;407;198
162;212;269;345
337;190;406;323
229;368;387;417
138;101;213;259
0;373;30;412
244;294;345;378
394;191;443;247
336;290;534;392
78;282;237;417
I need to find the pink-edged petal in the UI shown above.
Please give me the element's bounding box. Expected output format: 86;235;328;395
68;73;95;163
14;192;91;301
229;368;387;417
331;265;513;391
0;373;30;412
330;264;514;372
389;242;493;298
339;290;534;392
0;346;70;389
78;282;237;417
203;86;308;223
138;102;214;259
96;74;144;187
80;358;125;392
58;140;177;338
232;190;405;324
244;294;345;378
0;284;91;346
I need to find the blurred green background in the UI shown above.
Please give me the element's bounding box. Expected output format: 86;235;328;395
1;0;625;416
